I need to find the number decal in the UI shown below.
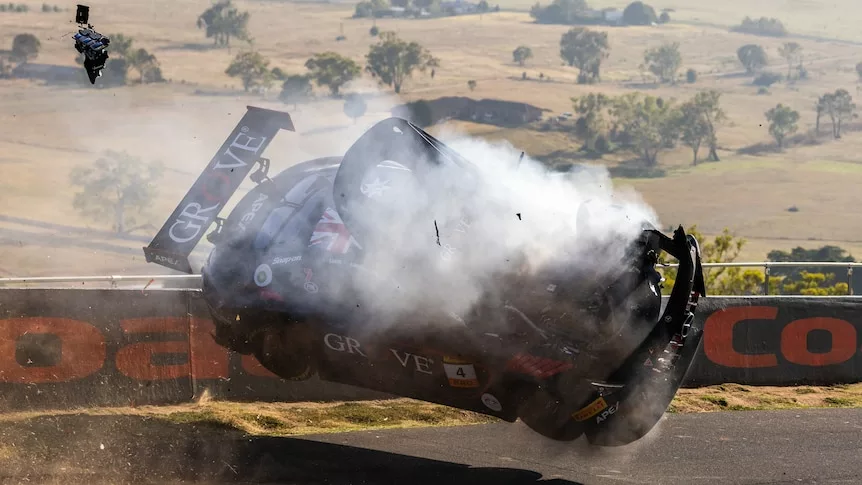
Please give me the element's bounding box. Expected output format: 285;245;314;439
443;357;479;388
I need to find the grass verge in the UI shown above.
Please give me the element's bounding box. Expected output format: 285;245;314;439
1;385;860;438
669;383;862;413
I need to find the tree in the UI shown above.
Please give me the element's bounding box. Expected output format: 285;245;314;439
856;61;862;82
467;79;477;91
559;27;610;84
677;91;727;164
196;0;251;48
765;103;799;150
819;89;857;139
365;31;438;94
693;90;725;162
778;42;802;81
279;74;313;108
815;94;827;135
225;50;274;92
678;100;710;165
609;93;679;166
737;44;768;74
643;42;681;84
622;1;657;25
69;150;164;235
306;52;361;97
343;93;367;123
270;67;287;81
513;45;533;67
107;33;134;59
10;33;40;63
354;0;389;18
571;93;611;153
126;48;161;84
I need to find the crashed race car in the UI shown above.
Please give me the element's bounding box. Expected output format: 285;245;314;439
144;106;706;447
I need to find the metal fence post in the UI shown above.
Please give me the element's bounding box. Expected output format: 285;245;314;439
849;265;854;296
763;263;770;295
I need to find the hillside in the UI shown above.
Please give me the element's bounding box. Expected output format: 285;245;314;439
1;0;861;277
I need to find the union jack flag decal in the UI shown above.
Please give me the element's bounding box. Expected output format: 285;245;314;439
309;207;363;254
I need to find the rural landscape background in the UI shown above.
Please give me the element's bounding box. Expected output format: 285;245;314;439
1;0;860;295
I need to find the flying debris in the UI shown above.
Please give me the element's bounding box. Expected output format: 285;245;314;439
72;4;110;84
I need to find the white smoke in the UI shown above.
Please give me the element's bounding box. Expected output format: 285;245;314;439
314;89;662;333
43;76;661;332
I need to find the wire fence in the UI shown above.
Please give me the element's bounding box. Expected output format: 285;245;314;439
1;262;861;295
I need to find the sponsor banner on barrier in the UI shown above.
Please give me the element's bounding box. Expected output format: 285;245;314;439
685;297;862;386
0;289;389;410
0;290;861;409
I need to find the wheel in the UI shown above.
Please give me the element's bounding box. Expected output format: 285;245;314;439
585;324;706;447
514;383;585;442
250;323;317;381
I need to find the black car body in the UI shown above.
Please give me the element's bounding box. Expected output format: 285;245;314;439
144;106;706;446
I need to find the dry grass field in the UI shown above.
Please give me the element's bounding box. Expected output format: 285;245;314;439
1;0;861;277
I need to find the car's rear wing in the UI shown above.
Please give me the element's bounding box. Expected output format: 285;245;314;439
143;106;296;273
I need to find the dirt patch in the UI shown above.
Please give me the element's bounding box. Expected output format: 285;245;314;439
0;399;502;485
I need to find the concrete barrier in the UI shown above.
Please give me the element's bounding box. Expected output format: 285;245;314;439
0;289;860;410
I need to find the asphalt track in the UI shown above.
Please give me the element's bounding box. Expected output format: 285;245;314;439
297;408;862;485
2;408;861;484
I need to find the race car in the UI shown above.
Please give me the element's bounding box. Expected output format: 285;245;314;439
144;106;706;447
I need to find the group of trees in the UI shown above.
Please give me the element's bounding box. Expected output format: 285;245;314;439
0;3;30;12
736;41;806;88
226;30;437;99
529;0;666;27
659;228;853;296
731;16;787;37
764;88;857;150
0;30;163;86
554;26;810;88
556;30;685;85
4;1;64;12
570;89;725;166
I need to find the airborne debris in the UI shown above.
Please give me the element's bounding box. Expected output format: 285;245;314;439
72;4;110;84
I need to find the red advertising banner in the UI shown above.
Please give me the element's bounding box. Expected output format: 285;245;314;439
0;289;860;410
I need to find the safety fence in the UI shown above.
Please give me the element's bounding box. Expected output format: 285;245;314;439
1;287;861;411
3;261;861;294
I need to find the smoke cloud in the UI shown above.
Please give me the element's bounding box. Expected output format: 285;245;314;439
306;84;662;338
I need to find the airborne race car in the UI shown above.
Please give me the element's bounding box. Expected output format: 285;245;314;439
144;106;706;447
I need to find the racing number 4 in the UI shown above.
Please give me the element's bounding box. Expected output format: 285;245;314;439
443;359;479;388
